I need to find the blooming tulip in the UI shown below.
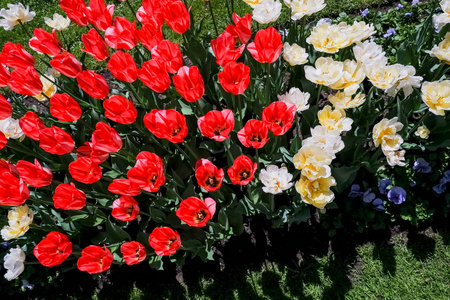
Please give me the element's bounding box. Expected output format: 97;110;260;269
120;242;146;265
247;27;282;63
108;179;141;196
111;196;140;221
39;126;74;155
59;0;88;26
85;0;114;31
33;232;72;267
138;59;171;93
8;67;42;96
144;109;188;143
53;182;86;210
176;197;216;227
77;245;113;274
105;17;138;50
0;42;35;69
127;151;165;192
197;109;235;142
81;29;109;61
262;101;296;135
195;159;224;192
237;119;270;148
151;40;183;74
50;51;82;78
19;111;46;141
211;31;245;67
218;62;250;95
173;66;205;102
29;28;62;56
149;227;181;256
137;23;163;51
227;155;257;185
16;159;52;188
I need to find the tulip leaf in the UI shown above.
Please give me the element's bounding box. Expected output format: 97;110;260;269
105;217;131;243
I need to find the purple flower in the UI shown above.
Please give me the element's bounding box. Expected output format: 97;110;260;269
361;8;369;17
0;242;10;249
22;279;34;290
372;198;383;206
412;158;432;173
383;28;396;37
412;0;419;6
404;12;412;18
443;170;450;182
410;180;417;187
363;189;376;203
349;184;364;198
433;183;446;194
387;186;406;204
374;205;386;211
397;4;404;10
378;178;392;194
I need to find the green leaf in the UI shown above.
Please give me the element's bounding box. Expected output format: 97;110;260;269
149;207;166;223
332;166;359;193
105;217;131;243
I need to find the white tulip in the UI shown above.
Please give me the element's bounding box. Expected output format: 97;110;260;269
0;3;35;31
259;165;294;194
4;246;25;281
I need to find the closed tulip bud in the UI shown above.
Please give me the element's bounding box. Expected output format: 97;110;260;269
53;182;86;210
173;66;205;103
16;159;53;188
0;95;12;120
105;17;138;50
138;59;171;93
81;29;109;61
69;157;102;184
19;111;47;141
50;51;82;78
103;95;137;124
0;42;35;69
151;40;183;74
91;122;123;153
162;1;190;34
8;67;42;96
85;0;114;31
29;28;63;56
137;23;163;51
59;0;88;26
137;4;164;31
39;126;75;155
50;93;82;122
107;51;138;82
218;62;250;95
108;179;141;196
0;132;6;149
76;142;109;164
247;27;283;63
76;70;109;99
0;65;10;87
0;167;29;206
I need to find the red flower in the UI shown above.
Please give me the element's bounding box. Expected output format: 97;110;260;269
107;51;137;83
0;95;12;120
77;245;113;274
19;111;47;141
148;227;181;256
0;65;10;87
138;59;171;93
151;40;183;74
33;232;73;267
8;67;42;96
59;0;88;26
195;159;224;192
85;0;114;31
262;101;296;135
237;119;270;149
0;167;29;206
53;182;86;210
91;122;123;153
0;132;6;150
137;5;164;31
226;13;252;44
77;142;109;164
173;66;204;103
162;1;190;34
120;241;146;265
227;155;257;185
211;32;245;66
111;196;140;221
103;95;137;124
16;159;53;188
144;109;188;143
29;29;62;56
69;157;102;184
108;179;141;196
127;151;165;192
0;42;35;69
137;23;163;51
176;197;216;227
50;93;82;122
81;29;109;61
247;27;282;63
105;17;138;50
218;62;250;95
50;51;82;78
39;126;74;155
197;109;234;142
76;70;109;99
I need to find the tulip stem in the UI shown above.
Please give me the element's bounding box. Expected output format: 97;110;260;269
237;94;243;126
59;30;70;51
316;84;323;104
173;143;194;168
184;142;199;160
224;139;234;164
208;0;219;36
255;149;259;170
265;63;271;106
295;113;302;141
225;0;232;22
124;0;141;25
17;20;33;40
125;82;146;108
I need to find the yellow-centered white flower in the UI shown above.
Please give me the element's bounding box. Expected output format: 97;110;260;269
252;0;282;24
353;40;388;67
293;144;334;180
0;117;24;140
415;125;430;139
259;165;294;194
34;75;57;101
278;87;310;112
0;3;35;30
304;57;344;86
383;149;406;167
433;0;450;30
295;175;336;209
372;117;404;151
4;246;25;281
365;63;403;90
328;91;366;110
426;32;450;65
242;0;265;7
1;205;34;241
282;43;309;66
288;0;326;20
386;65;423;97
318;105;353;133
44;13;70;31
329;59;365;92
302;125;345;157
421;80;450;115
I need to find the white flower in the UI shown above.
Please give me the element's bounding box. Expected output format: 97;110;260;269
328;91;366;110
353;41;388;67
1;205;34;241
278;87;310;112
45;67;61;78
259;165;294;194
304;57;344;86
302;125;345;157
0;117;24;140
290;0;326;20
44;13;70;31
282;43;309;66
252;0;282;24
34;75;57;101
426;32;450;65
348;21;376;44
293;144;334;180
386;65;423;97
415;125;430;139
421;80;450;116
372;117;404;151
383;149;406;167
0;3;35;31
4;246;25;281
328;59;366;92
318;105;353;133
433;0;450;30
365;63;403;91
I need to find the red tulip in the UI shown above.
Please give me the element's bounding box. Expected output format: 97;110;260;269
8;67;42;96
59;0;88;26
108;179;141;196
137;23;163;51
173;66;204;103
197;109;234;142
0;160;18;176
50;51;82;78
262;101;296;135
227;155;257;185
76;142;109;164
16;159;53;187
111;196;140;221
218;62;250;95
211;32;245;66
247;27;282;63
19;111;47;141
105;17;138;50
144;109;188;143
29;28;63;56
120;241;146;265
81;29;109;61
77;245;113;274
0;132;6;150
0;166;29;206
138;59;171;93
226;13;252;44
0;65;10;87
91;122;123;153
39;126;74;155
53;182;86;210
103;95;137;124
162;1;190;34
151;40;183;74
194;159;224;192
69;157;102;184
148;227;181;256
0;95;12;120
237;119;270;149
33;232;72;267
50;93;82;122
137;5;164;31
176;197;216;227
0;42;35;69
76;70;109;99
127;151;165;192
107;51;137;82
85;0;114;31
